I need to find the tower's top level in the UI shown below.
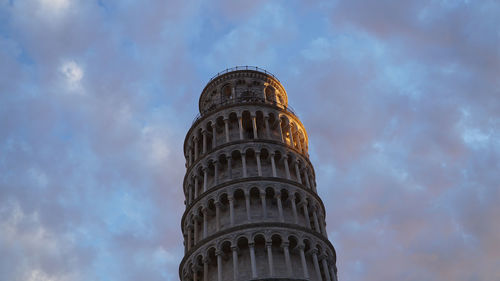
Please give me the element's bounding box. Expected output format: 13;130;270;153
199;66;288;115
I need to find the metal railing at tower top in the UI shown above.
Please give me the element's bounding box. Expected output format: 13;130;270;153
208;66;280;84
192;97;297;125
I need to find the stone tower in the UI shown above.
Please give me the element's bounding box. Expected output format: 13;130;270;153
180;67;338;281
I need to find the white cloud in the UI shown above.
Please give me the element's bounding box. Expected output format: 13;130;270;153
301;37;333;61
141;126;171;165
38;0;70;17
59;60;84;91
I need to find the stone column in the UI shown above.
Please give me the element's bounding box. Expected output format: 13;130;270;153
260;191;267;219
256;151;262;176
216;251;223;281
188;184;193;205
224;118;230;143
291;195;298;224
211;124;217;149
270;153;277;177
203;257;209;281
227;156;232;180
298;243;309;279
215;201;221;231
312;179;318;193
276;193;284;222
288;125;294;147
321;256;332;281
187;224;193;250
302;202;311;228
241;153;247;177
194;136;199;160
203;167;208;193
304;169;311;189
266;241;274;276
245;191;251;221
283;156;291;180
264;116;271;139
282;242;292;276
249;242;257;278
188;147;193;166
330;263;338;281
311;249;322;281
202;130;207;154
297;134;302;152
228;195;235;226
295;162;302;184
319;214;327;236
251;115;258;139
202;208;208;239
231;86;236;100
232;246;239;280
312;208;320;233
194;176;199;198
278;120;284;143
193;216;199;244
214;161;218;186
193;267;198;281
238;116;244;140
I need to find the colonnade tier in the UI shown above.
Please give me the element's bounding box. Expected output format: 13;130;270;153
180;224;337;281
183;104;309;166
182;178;326;230
183;141;317;202
198;69;288;116
181;179;329;252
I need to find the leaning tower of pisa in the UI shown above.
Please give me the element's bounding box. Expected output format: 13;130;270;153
180;67;338;281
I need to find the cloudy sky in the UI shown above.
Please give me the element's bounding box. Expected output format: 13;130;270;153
1;0;499;280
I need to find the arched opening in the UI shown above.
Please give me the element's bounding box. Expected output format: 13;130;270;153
215;116;225;144
206;247;217;281
233;189;246;224
207;199;216;235
254;234;267;277
228;112;239;141
219;193;229;229
231;150;243;179
271;234;285;276
265;187;276;219
260;148;272;177
288;235;302;277
242;111;253;139
245;148;257;177
265;86;275;103
221;84;232;103
236;237;250;280
249;187;261;220
267;112;278;140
